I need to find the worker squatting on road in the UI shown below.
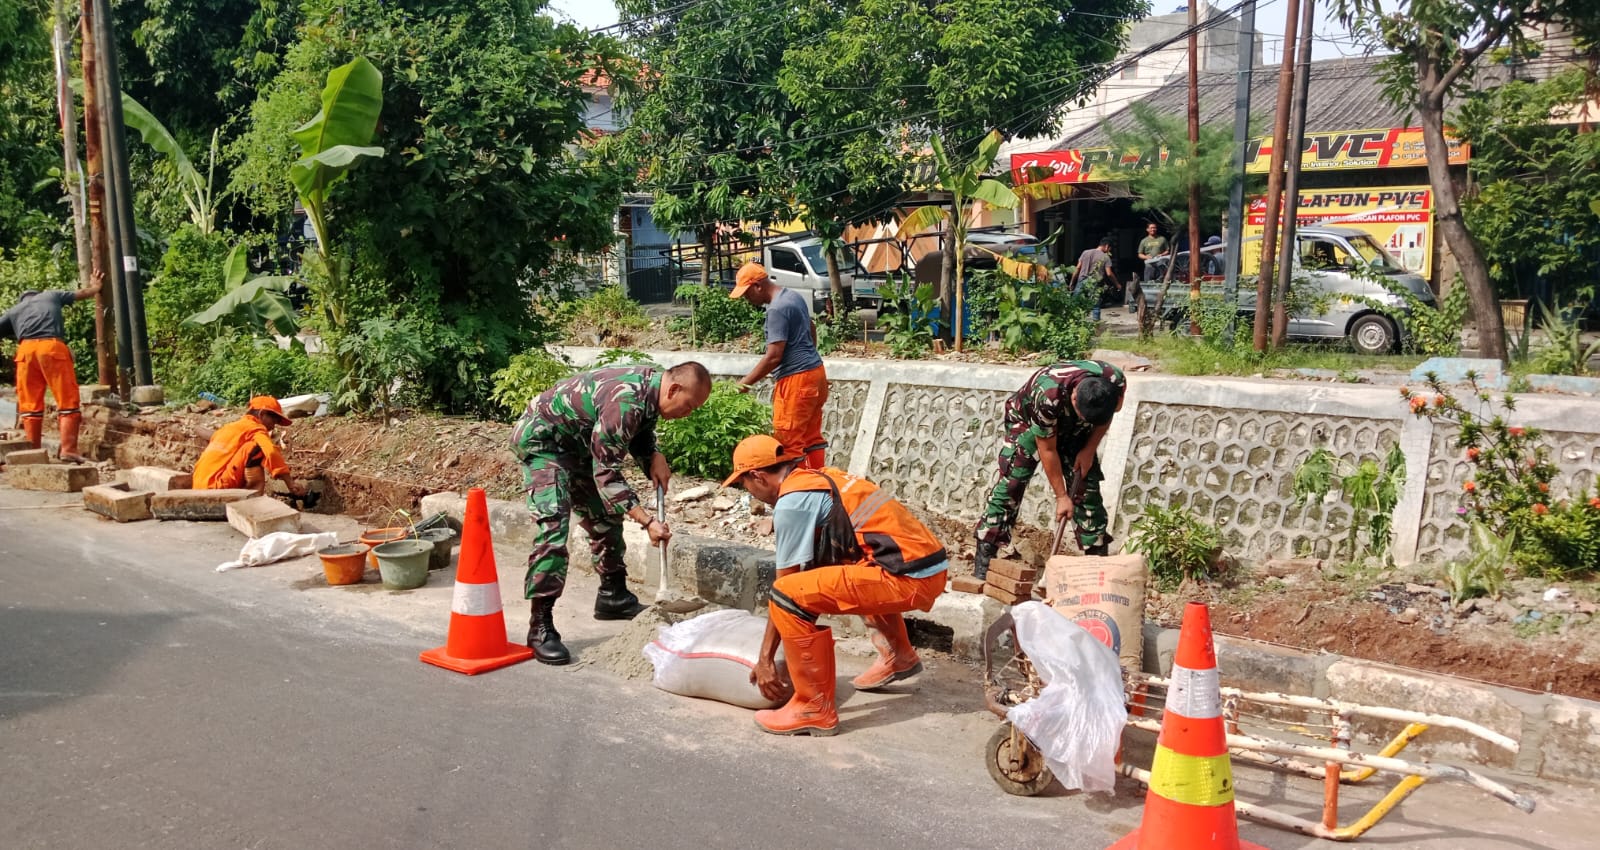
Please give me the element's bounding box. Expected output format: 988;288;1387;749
511;362;712;665
192;395;305;497
973;360;1127;579
0;270;103;464
723;435;949;736
730;262;831;468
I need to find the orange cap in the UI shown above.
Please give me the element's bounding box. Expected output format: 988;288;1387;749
248;395;292;426
721;434;790;486
729;262;770;299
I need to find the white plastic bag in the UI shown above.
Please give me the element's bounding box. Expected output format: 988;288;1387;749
1006;600;1128;793
642;609;786;710
216;531;339;572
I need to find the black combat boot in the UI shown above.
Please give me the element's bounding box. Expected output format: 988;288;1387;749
594;570;645;621
972;541;998;580
528;597;571;665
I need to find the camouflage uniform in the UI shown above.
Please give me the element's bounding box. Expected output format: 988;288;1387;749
511;366;661;600
976;360;1127;552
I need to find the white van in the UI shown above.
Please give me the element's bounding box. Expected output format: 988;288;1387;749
762;237;855;314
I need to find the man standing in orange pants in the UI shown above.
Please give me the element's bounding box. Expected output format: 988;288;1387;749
192;396;304;496
0;270;102;463
730;262;830;468
723;435;948;736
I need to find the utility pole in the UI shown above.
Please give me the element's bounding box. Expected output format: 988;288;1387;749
77;0;116;387
1254;0;1299;351
1222;1;1257;330
1186;1;1202;336
1272;0;1316;347
51;3;90;293
93;0;153;388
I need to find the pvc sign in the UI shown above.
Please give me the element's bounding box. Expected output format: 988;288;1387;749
1010;127;1470;186
1241;186;1435;279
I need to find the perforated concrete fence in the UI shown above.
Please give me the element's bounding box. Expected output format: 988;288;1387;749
567;348;1600;565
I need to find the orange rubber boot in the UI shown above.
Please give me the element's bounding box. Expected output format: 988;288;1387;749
755;628;839;736
22;415;43;448
851;614;923;690
57;411;85;463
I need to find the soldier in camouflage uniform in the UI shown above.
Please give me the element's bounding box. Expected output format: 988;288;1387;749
973;360;1126;577
511;361;712;664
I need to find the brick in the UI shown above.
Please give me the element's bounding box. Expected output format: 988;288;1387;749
119;466;193;492
986;558;1039;583
4;448;50;465
985;573;1035;597
151;488;258;521
950;574;986;595
982;583;1028;605
82;482;153;522
226;496;301;538
0;439;36;458
6;463;98;492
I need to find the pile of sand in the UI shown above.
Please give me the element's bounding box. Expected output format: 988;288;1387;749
587;605;707;680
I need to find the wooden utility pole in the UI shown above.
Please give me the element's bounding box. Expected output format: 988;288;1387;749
78;0;115;386
51;3;90;293
1272;0;1317;347
1222;0;1258;325
1254;0;1300;351
1187;0;1202;336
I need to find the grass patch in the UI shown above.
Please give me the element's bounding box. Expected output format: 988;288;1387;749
1095;334;1425;376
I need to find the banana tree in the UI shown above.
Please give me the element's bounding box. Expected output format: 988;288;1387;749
900;130;1067;352
185;243;300;338
69;83;222;233
291;56;384;333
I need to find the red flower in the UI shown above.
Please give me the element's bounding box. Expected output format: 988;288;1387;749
1538;482;1550;493
1433;395;1447;408
1410;397;1427;413
1464;480;1477;493
1589;497;1600;510
1399;386;1412;398
1466;447;1480;461
1533;503;1549;515
1509;427;1526;437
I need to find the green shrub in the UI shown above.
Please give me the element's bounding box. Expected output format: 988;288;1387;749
1441;521;1512;604
181;334;336;404
877;275;938;359
333;317;434;418
1293;443;1407;562
0;239;95;382
144;226;232;373
1125;504;1226;589
564;284;650;345
815;307;858;355
656;381;771;480
1355;270;1469;357
594;347;656;367
490;348;574;419
673;282;765;345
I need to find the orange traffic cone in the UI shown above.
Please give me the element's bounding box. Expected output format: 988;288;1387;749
420;488;534;675
1107;602;1267;850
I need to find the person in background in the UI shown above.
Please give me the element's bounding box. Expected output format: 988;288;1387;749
1135;222;1169;310
192;396;305;497
1073;235;1118;322
730;261;830;468
0;270;102;463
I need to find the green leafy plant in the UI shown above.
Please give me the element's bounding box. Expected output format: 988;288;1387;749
119;91;223;233
565;285;650;346
876;274;940;359
1126;504;1227;589
672;282;765;345
186;242;299;338
656;381;771;480
815;305;858;356
1528;288;1600;376
180;333;335;405
333;316;432;419
1441;521;1513;604
593;348;656;368
489;348;574;419
1294;443;1407;562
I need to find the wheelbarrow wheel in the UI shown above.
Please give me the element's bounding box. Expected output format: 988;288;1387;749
986;721;1054;796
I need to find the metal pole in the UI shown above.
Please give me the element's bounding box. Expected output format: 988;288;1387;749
1186;1;1203;336
77;0;116;387
1222;0;1257;329
1273;0;1316;348
92;33;133;397
1254;0;1300;351
93;0;152;387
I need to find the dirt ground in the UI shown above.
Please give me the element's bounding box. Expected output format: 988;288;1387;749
87;402;1600;701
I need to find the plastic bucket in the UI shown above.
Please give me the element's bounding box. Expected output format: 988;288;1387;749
359;527;410;569
374;539;432;590
418;527;457;571
318;543;369;586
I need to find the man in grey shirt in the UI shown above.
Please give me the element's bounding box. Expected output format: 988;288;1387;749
0;269;102;463
730;261;830;468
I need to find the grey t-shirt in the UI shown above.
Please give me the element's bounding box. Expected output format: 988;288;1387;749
0;290;76;341
766;286;823;379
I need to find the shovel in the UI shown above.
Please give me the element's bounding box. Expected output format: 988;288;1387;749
651;484;707;615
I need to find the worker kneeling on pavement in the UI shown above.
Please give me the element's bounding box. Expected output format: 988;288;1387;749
193;395;305;497
724;435;948;736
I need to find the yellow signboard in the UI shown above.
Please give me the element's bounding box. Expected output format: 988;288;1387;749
1242;186;1435;279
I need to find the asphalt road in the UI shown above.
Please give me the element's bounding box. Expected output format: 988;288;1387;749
2;485;1594;849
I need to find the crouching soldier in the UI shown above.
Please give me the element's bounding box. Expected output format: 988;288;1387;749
723;435;948;736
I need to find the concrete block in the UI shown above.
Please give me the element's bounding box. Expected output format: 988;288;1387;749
1325;659;1533;769
4;448;50;465
1215;634;1328;699
130;385;165;405
1540;695;1600;783
686;542;772;610
419;491;534;547
906;588;1005;660
119;466;192;492
151;488;257;521
6;463;98;492
1412;357;1505;388
0;439;36;458
226;496;301;538
1141;622;1180;676
82;482;153;522
81;384;114;403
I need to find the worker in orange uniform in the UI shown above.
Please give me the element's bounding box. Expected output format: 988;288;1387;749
193;396;303;496
0;270;103;463
730;262;830;468
723;435;948;736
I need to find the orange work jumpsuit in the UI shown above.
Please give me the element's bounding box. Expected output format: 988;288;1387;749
192;416;290;490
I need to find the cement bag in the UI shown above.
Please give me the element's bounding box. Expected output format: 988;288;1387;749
216;531;338;572
1042;553;1148;671
1007;601;1128;793
642;609;786;710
